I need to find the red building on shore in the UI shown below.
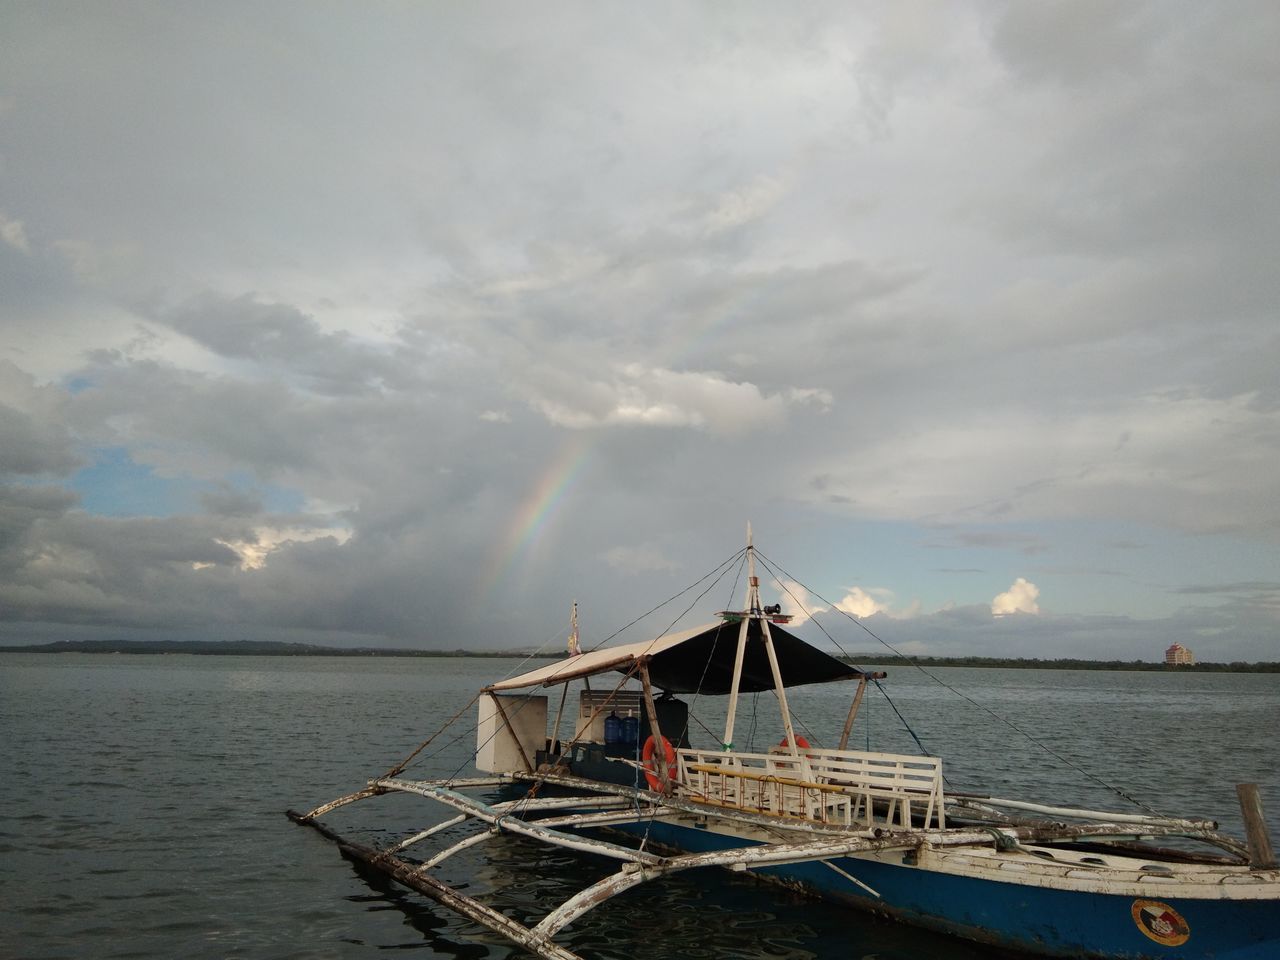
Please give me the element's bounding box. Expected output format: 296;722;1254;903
1164;642;1195;665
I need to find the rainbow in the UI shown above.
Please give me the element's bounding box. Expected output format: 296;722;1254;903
477;433;593;602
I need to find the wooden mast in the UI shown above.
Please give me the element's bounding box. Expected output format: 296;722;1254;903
721;523;753;751
721;524;802;758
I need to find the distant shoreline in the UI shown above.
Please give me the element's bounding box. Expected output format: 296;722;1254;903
0;639;557;659
1;639;1276;672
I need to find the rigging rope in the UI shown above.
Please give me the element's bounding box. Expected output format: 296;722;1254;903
393;548;749;780
754;550;1162;816
583;547;747;655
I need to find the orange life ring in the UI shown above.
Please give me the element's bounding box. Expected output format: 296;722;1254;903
778;734;811;751
641;735;677;792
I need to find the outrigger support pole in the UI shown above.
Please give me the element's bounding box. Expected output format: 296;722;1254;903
336;835;582;960
291;772;1260;960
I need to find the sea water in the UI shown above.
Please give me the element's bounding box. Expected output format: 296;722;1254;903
2;653;1276;959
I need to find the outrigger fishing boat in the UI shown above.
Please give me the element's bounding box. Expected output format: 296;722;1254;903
289;534;1279;959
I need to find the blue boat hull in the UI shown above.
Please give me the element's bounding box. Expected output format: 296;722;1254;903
612;819;1279;960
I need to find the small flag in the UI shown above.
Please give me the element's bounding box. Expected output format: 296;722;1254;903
568;601;582;656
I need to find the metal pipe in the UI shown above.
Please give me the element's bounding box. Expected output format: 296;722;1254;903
952;794;1218;830
530;866;654;943
375;777;665;865
420;828;498;869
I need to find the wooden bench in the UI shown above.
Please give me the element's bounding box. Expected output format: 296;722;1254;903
806;751;945;829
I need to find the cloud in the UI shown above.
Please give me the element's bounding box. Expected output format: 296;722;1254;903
780;582;822;622
1;212;30;253
701;174;790;235
805;391;1280;539
0;4;1275;658
835;586;893;619
199;485;264;518
992;578;1041;617
0;363;80;476
525;364;817;436
601;543;679;574
216;525;352;571
158;294;418;396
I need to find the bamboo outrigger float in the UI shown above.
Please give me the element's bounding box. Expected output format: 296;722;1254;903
289;532;1280;959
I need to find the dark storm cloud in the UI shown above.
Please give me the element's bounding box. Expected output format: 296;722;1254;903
0;402;80;476
0;484;78;554
65;358;325;481
0;500;242;627
0;362;80;476
199;484;265;518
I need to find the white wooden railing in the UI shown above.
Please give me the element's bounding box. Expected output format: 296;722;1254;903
676;746;945;830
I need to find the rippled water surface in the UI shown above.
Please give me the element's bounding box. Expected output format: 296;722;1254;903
2;654;1277;959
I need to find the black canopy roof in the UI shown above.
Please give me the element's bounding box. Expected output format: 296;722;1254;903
641;617;862;694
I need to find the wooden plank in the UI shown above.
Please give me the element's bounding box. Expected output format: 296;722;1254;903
1237;783;1278;870
687;762;851;795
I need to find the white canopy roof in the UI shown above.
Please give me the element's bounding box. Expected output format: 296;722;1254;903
486;622;713;691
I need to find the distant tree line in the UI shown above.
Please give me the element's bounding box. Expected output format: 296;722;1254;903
3;640;1276;672
839;654;1280;673
0;639;560;658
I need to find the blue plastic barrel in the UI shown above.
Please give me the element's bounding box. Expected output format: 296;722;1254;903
621;713;640;746
604;711;623;745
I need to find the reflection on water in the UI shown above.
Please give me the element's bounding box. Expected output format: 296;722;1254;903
2;653;1276;959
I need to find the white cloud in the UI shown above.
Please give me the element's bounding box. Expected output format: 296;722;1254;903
774;580;825;626
701;174;790;235
835;586;893;618
216;525;352;571
1;212;30;252
992;578;1041;616
479;410;511;423
601;543;678;574
527;365;822;436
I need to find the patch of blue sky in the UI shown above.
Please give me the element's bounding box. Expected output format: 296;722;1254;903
970;518;1274;620
775;509;1271;622
72;448;305;519
763;511;993;615
72;447;199;517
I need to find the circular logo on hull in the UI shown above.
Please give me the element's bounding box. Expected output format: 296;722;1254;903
1131;899;1190;946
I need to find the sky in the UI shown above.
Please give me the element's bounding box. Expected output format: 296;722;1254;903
1;2;1277;660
